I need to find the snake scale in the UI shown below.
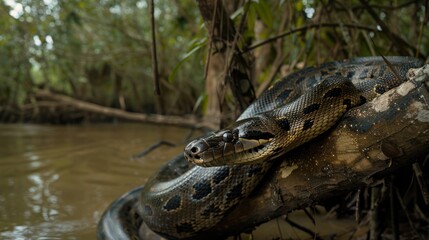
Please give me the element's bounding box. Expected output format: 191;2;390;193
97;56;423;240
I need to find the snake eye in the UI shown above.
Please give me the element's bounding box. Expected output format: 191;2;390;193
222;132;234;142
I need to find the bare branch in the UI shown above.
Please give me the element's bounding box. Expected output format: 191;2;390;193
149;0;163;114
34;90;216;129
243;22;424;59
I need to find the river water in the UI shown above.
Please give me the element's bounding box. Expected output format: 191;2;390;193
0;123;191;239
0;123;356;239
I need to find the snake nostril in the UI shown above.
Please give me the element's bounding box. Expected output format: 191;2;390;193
190;147;199;153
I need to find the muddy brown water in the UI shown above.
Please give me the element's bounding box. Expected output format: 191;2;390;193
0;123;190;239
0;123;356;239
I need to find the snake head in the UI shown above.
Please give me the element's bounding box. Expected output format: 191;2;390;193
184;115;283;167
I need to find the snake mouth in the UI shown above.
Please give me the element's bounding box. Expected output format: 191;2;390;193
228;142;272;164
184;137;272;167
189;157;204;165
185;151;204;164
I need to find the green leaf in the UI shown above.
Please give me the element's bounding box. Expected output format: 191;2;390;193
254;0;273;29
192;93;207;114
247;3;257;33
168;37;207;83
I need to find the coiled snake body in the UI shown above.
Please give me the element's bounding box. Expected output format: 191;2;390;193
97;57;423;239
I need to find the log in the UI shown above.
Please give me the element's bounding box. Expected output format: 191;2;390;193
34;90;217;129
192;64;429;238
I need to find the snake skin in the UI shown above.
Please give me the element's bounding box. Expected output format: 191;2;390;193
97;56;423;240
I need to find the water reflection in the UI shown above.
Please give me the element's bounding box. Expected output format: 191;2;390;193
0;123;190;239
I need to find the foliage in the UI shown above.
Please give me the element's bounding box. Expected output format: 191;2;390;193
0;0;205;115
232;0;428;93
0;0;427;122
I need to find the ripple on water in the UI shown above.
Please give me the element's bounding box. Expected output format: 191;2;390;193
0;123;193;239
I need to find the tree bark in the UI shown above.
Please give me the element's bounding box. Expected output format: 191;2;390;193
196;0;254;127
196;65;429;238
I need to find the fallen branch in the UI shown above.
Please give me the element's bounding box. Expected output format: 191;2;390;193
34;90;217;129
190;65;429;238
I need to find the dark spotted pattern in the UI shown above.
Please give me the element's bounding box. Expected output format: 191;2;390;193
176;222;194;233
303;103;321;114
346;70;355;78
277;89;293;103
212;168;230;184
242;131;274;140
201;203;222;217
320;70;329;76
277;118;291;131
296;76;306;85
303;119;314;131
247;165;263;177
100;57;423;240
226;183;243;201
358;68;369;79
97;57;425;240
163;195;182;211
192;180;212;200
374;84;386;94
323;87;342;98
343;99;352;110
272;147;283;154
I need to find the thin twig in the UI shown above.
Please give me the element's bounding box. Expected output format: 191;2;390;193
369;187;380;240
243;23;378;53
303;208;316;225
284;217;322;240
355;189;361;223
395;187;426;240
335;0;418;11
389;176;399;240
223;1;254;113
275;218;284;240
131;140;176;160
412;162;429;205
149;0;160;95
243;22;424;59
416;17;425;60
369;42;403;81
359;0;421;58
203;0;219;83
149;0;163;114
255;9;290;96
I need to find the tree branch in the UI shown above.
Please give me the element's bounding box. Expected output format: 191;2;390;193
34;90;216;129
195;64;429;238
243;22;424;59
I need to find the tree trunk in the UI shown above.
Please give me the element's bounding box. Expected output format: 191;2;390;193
196;0;255;127
195;65;429;238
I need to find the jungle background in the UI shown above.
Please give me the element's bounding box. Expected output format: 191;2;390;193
1;0;429;239
1;0;427;127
